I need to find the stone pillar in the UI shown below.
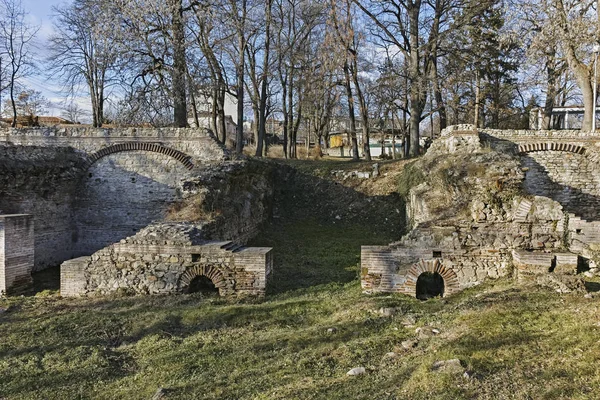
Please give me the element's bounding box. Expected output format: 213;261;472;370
0;214;34;295
60;257;89;297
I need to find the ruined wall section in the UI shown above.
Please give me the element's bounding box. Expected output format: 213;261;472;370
0;146;86;270
61;223;273;297
73;151;193;256
362;129;580;297
0;128;231;271
0;215;34;295
170;160;276;244
0;127;228;163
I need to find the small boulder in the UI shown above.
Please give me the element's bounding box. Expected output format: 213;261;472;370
416;326;441;338
401;314;417;326
378;307;399;317
326;327;337;334
151;388;170;400
431;359;464;373
346;367;366;376
401;340;418;350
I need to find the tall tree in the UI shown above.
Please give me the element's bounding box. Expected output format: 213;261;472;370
0;0;37;127
49;0;118;127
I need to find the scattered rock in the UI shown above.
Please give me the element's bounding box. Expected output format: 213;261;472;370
463;370;482;380
401;314;417;326
401;340;418;350
431;359;464;373
416;326;440;338
151;387;170;400
378;307;399;317
326;327;337;334
384;352;397;359
346;367;366;376
536;274;586;294
372;163;380;178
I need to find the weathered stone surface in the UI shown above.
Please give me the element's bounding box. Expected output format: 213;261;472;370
60;223;273;298
431;359;464;373
362;125;600;298
346;367;366;376
0;215;34;295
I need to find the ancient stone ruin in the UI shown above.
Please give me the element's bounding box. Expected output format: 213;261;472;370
362;125;600;298
0;127;273;297
0;214;34;295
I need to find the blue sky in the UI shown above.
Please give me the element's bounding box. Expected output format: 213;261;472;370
20;0;82;116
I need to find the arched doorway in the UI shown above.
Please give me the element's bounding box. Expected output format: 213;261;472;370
179;265;228;296
400;259;459;298
416;272;445;300
187;275;219;295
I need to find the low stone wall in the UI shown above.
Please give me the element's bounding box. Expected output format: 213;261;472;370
0;215;34;295
61;224;273;297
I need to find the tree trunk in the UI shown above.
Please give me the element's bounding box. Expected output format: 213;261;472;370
431;59;446;132
343;61;359;161
171;0;187;127
351;59;371;161
408;1;422;157
543;56;558;130
256;0;272;157
10;77;16;127
281;78;288;158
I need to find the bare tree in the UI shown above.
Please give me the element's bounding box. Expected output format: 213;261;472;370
61;100;89;123
49;0;118;127
0;0;38;127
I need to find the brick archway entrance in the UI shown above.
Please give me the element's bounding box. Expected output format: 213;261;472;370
179;265;228;296
399;259;459;298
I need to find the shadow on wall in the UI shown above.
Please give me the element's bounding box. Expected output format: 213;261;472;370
71;151;191;257
521;154;600;222
483;134;600;222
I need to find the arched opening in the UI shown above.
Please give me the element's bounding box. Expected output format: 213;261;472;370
416;272;445;300
187;275;219;295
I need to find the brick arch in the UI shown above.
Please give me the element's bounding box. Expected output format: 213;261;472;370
400;259;460;298
87;142;194;170
178;265;228;295
518;142;586;156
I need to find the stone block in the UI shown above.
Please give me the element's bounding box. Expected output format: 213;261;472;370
0;214;34;295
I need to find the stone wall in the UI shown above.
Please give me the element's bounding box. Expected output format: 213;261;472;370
61;223;273;297
0;128;232;271
0;127;228;163
0;146;86;270
73;151;194;256
170;160;276;244
0;215;34;295
362;126;594;298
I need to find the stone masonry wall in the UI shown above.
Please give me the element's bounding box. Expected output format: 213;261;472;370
0;127;228;163
362;127;592;298
0;128;229;271
73;151;193;256
61;224;273;297
0;146;86;270
0;215;34;295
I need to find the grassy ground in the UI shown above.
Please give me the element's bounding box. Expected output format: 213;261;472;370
2;160;600;399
